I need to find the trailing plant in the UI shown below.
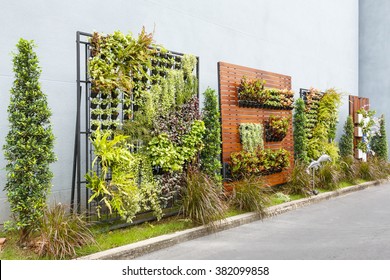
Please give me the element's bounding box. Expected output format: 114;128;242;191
307;88;341;161
293;98;308;163
229;176;270;217
200;88;222;185
181;167;227;226
230;148;290;178
339;116;354;158
284;160;311;196
3;39;56;242
239;123;264;152
371;115;388;160
265;115;289;141
34;204;95;259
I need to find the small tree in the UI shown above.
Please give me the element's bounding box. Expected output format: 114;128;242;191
3;39;56;242
371;115;388;161
293;98;308;163
200;87;222;185
339;116;354;158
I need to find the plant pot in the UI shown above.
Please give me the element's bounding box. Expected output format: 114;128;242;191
90;91;99;98
111;112;119;120
101;113;109;120
100;103;108;109
91;124;99;131
123;103;131;110
151;69;159;76
111;91;119;99
90;102;99;109
175;56;181;62
355;127;363;137
110;124;118;130
111;100;119;108
174;63;181;69
101;124;109;130
91;113;99;120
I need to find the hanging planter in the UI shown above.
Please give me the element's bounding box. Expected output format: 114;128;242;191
264;115;289;142
90;99;99;109
111;110;119;120
355;127;363;137
101;112;109;120
90;120;100;131
91;108;102;120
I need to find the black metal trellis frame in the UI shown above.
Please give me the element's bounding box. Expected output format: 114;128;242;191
71;31;200;223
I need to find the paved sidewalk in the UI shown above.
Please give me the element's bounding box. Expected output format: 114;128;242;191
137;183;390;260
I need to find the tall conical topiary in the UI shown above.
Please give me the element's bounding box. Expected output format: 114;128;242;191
339;116;354;158
293;98;308;163
200;87;222;185
371;115;388;161
3;39;56;241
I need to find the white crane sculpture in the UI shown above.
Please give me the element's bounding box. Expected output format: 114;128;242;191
306;154;331;195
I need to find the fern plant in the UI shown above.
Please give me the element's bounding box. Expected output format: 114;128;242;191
3;39;56;242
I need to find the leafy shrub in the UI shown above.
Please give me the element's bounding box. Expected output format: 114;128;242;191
229;176;270;217
371;115;388;161
35;204;95;259
339;116;354;158
284;160;312;196
357;158;390;181
293;98;308;163
200;88;222;185
3;39;56;241
239;123;264;152
181;168;227;226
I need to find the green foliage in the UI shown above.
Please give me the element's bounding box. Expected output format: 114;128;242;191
89;29;153;94
3;39;56;240
338;156;359;184
200;88;222;185
229;176;270;217
238;77;294;109
147;120;205;172
307;88;341;161
35;204;95;259
230;148;290;178
339;116;354;158
371;115;388;161
181;168;227;226
304;88;322;139
239;123;264;152
357;108;376;153
293;98;308;163
284;160;311;196
265;115;289;141
86;129;162;222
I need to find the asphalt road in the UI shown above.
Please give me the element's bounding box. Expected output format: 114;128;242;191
137;184;390;260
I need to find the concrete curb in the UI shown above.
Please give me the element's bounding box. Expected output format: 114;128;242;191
77;179;386;260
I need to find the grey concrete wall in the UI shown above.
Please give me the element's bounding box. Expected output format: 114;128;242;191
0;0;358;224
359;0;390;158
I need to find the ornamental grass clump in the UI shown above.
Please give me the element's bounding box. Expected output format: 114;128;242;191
284;160;312;196
229;176;270;217
316;162;341;191
181;167;227;226
34;204;95;259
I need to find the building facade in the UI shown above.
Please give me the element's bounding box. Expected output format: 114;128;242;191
0;0;359;224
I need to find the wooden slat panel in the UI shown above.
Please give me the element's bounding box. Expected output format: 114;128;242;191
218;61;294;187
349;95;370;159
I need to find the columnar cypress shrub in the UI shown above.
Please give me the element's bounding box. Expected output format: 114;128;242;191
293;98;308;163
200;87;222;185
339;116;354;158
3;39;56;241
371;115;388;161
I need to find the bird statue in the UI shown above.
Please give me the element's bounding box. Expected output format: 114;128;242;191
306;154;331;174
